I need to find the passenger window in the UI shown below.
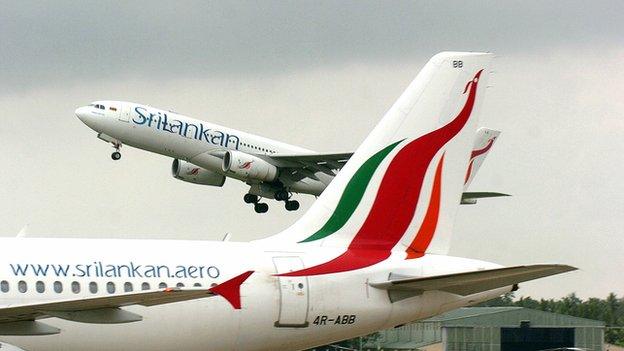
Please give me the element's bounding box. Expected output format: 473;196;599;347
158;282;167;289
124;282;133;292
0;280;8;293
176;282;185;288
106;282;115;294
18;280;27;293
141;282;150;291
36;281;45;293
53;281;63;293
193;282;202;287
71;281;80;294
89;282;98;294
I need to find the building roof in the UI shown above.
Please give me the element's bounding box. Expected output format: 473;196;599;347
424;307;524;322
423;307;604;327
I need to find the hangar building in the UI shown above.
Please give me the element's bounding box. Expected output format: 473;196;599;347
366;307;604;351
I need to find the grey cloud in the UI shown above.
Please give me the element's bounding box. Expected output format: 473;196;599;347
1;1;622;94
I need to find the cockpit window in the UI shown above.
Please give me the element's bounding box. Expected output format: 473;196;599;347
90;104;105;110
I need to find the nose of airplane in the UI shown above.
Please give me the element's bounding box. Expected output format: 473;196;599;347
75;106;91;123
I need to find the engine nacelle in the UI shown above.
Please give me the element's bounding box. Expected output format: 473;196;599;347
222;150;278;182
172;159;226;187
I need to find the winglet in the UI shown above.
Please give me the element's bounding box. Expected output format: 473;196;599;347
208;271;254;309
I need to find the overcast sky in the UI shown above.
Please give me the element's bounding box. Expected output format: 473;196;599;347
0;1;622;299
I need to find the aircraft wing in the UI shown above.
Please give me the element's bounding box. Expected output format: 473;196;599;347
369;265;576;301
268;152;352;180
0;287;215;327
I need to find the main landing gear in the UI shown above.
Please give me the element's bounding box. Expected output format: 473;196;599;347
243;191;300;213
275;190;300;212
244;194;269;214
111;141;122;161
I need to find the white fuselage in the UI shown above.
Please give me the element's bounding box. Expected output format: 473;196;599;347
0;238;507;351
75;101;332;196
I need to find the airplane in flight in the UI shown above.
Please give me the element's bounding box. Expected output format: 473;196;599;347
75;90;506;213
0;52;573;351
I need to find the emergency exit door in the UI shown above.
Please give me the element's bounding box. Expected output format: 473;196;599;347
273;256;309;328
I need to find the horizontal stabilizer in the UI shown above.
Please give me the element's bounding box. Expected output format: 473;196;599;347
461;191;510;204
369;264;576;300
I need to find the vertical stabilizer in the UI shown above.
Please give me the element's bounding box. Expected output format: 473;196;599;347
464;128;501;190
262;52;493;274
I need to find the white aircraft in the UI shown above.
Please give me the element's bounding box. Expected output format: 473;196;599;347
75;90;505;213
0;52;572;351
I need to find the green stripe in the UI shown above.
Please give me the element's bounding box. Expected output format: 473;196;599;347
299;141;402;243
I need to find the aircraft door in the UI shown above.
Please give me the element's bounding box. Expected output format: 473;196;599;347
273;256;309;328
119;103;131;122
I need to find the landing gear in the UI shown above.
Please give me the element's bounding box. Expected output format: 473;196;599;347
274;189;289;201
245;193;268;213
274;189;300;211
254;202;269;214
111;151;121;160
243;194;259;204
244;189;299;213
111;141;122;161
285;200;300;211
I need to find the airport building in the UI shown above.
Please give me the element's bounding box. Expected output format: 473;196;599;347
364;307;605;351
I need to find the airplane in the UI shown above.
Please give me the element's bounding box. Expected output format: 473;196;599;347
0;52;574;351
75;92;506;214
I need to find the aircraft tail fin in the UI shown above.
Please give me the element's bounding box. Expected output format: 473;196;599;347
464;128;501;190
262;52;493;263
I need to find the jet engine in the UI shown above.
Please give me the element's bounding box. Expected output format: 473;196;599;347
171;159;226;186
222;150;278;182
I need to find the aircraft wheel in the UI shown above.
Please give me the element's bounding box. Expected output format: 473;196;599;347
111;151;121;160
244;194;259;204
254;203;269;214
274;189;289;201
285;200;300;211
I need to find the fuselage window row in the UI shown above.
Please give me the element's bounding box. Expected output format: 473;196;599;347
0;280;202;294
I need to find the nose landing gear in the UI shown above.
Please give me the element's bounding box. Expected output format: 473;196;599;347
111;141;122;161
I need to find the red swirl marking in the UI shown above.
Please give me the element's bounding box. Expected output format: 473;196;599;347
279;70;483;277
464;137;496;184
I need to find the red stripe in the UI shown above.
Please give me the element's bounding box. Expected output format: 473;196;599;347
279;70;483;277
471;137;495;159
464;160;474;184
464;137;495;184
278;250;390;277
406;154;444;259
